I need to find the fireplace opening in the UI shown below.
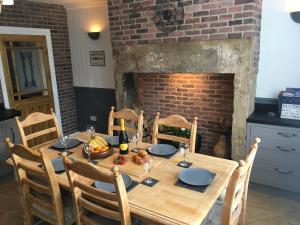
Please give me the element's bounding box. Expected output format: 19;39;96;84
123;73;234;157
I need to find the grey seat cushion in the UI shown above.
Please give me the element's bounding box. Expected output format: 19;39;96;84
201;200;223;225
32;190;75;225
87;213;142;225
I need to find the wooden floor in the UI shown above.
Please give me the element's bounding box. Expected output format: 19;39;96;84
0;174;299;225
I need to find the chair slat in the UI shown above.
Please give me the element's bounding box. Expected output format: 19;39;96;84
108;106;144;137
25;127;57;141
31;207;56;224
23;177;50;195
75;180;118;202
152;112;198;152
113;109;139;121
81;215;101;225
156;133;190;144
79;197;121;222
231;203;242;225
112;126;137;133
82;192;119;210
69;161;114;183
21;112;55;128
27;193;53;211
158;115;192;129
18;161;46;178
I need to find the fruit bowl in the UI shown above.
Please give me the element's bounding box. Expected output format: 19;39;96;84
82;136;115;159
82;144;114;159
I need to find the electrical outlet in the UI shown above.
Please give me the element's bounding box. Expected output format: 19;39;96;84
90;115;97;122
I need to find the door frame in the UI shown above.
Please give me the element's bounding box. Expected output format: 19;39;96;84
0;26;62;132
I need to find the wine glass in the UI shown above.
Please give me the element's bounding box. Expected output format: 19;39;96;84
143;157;154;184
132;132;140;152
132;135;137;152
61;135;70;154
179;143;189;167
136;132;141;143
86;125;95;141
84;144;93;163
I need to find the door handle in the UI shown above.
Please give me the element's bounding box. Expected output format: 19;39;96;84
276;146;296;152
10;127;15;143
274;168;293;175
277;132;297;138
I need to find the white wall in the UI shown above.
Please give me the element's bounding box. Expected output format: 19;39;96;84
67;4;115;89
256;0;300;98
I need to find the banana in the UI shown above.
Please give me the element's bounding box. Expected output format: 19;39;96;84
89;136;108;148
89;139;104;148
94;136;108;146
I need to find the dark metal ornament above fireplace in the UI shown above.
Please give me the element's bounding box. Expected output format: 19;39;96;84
153;0;184;33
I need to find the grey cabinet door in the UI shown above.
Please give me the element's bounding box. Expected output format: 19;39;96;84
0;118;20;177
247;122;300;193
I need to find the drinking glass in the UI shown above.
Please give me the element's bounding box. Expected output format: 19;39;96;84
84;144;93;163
61;135;70;154
132;135;137;152
143;157;154;184
136;132;141;143
179;143;189;167
86;125;95;141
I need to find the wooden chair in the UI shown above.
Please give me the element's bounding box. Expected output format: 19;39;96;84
63;157;131;225
16;108;61;148
6;138;73;225
152;112;198;152
203;138;261;225
108;106;144;137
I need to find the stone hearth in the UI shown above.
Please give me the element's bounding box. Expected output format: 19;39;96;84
112;39;257;160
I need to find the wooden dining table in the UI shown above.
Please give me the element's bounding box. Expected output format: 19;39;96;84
8;131;238;225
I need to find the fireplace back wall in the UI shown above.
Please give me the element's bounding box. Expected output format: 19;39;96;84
136;73;234;154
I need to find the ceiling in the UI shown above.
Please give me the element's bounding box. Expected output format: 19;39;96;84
29;0;107;9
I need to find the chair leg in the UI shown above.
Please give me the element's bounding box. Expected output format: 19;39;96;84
23;211;33;225
19;191;33;225
237;206;246;225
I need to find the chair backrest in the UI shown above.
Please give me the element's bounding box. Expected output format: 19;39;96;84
221;138;261;225
108;106;143;137
6;138;65;225
63;157;131;225
16;108;61;148
152;112;198;152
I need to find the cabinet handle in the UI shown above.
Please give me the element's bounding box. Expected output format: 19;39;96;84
274;168;293;175
10;127;15;143
276;146;296;152
277;132;297;138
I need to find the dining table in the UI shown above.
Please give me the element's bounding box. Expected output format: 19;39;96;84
7;131;238;225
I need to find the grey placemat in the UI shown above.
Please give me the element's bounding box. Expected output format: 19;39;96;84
92;180;139;193
38;157;75;174
126;180;139;192
50;139;83;151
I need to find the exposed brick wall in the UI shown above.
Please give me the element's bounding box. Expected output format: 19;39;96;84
108;0;262;46
138;73;234;154
0;0;77;133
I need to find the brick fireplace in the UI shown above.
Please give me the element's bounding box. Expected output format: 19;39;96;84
108;0;262;160
125;73;234;155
